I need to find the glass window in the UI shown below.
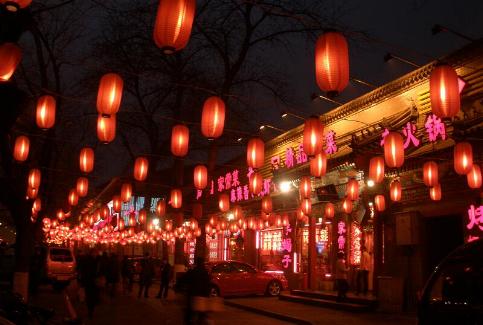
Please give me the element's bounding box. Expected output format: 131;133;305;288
232;263;256;273
50;248;73;262
211;263;233;274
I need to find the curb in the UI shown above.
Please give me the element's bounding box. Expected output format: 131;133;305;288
224;300;312;325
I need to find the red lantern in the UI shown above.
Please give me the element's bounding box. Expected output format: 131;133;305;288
374;195;385;212
300;176;311;199
192;203;202;220
32;198;41;212
423;161;439;187
301;198;312;215
0;42;21;81
96;73;123;117
467;165;482;189
201;96;225;139
68;189;78;206
138;209;147;224
246;138;264;169
315;31;349;95
430;64;460;118
118;218;125;231
101;206;110;219
303;116;324;157
97;115;116;143
113;195;122;213
249;172;263;195
171;124;189;157
157;200;166;216
390;180;402;202
121;182;132;202
57;209;65;221
26;186;37;199
454;142;473;175
35;95;56;130
128;214;136;227
79;147;94;173
28;168;41;189
219;193;230;212
384;132;404;168
13;135;29;162
430;184;442;201
153;0;196;54
170;189;182;208
342;198;352;214
346;179;359;201
193;165;208;190
325;202;335;219
0;0;31;11
369;156;385;183
76;177;88;197
233;205;243;220
262;196;272;214
133;157;149;181
310;152;327;177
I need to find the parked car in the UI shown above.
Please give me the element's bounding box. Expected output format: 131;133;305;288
45;247;76;284
418;238;482;325
207;261;288;297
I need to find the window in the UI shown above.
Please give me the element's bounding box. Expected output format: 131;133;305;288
211;263;233;274
49;248;73;262
232;263;256;273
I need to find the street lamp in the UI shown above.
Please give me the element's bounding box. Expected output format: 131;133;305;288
384;53;420;68
281;111;305;121
259;124;285;133
310;93;343;106
279;181;292;193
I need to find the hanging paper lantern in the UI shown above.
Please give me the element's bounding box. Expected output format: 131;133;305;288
346;179;359;201
133;157;149;181
118;218;125;231
390;180;402;202
128;214;136;227
112;195;122;213
0;42;22;81
165;220;173;231
193;165;208;190
121;182;132;202
374;195;385;212
28;168;41;189
138;209;147;224
201;96;225;139
300;176;311;199
454;142;473;175
301;198;312;215
303;116;324;157
27;186;37;199
467;165;482;189
249;172;263;195
342;198;352;214
171;124;189;157
315;31;349;96
153;0;196;54
296;208;305;221
369;156;385;183
101;206;110;219
79;147;94;173
233;205;243;220
0;0;32;11
68;189;78;206
246;137;264;169
325;202;335;219
218;193;230;212
96;73;123;117
157;200;166;216
76;177;88;197
32;198;41;212
97;115;116;144
430;184;441;201
192;203;202;220
35;95;56;130
13;135;29;162
430;64;460;118
57;209;65;221
262;196;272;214
384;132;404;168
170;189;182;208
423;161;439;187
310;152;327;177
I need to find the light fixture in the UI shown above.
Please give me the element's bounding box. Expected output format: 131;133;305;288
368;201;373;206
279;181;292;193
281;112;288;118
384;52;420;68
311;93;342;105
227;213;234;221
367;179;375;187
237;137;243;142
152;218;160;226
259;124;285;132
281;111;304;121
259;125;265;130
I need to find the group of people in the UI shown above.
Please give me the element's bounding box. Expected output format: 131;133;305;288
335;247;371;301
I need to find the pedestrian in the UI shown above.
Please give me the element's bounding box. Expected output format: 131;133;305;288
97;251;109;292
138;252;154;298
335;251;350;302
156;259;172;301
121;255;133;294
356;247;371;295
79;249;99;319
106;252;120;298
183;257;210;324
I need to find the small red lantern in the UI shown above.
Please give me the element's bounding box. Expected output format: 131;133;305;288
68;189;78;206
57;209;65;221
346;179;359;201
26;186;37;199
0;42;22;82
101;206;110;219
192;203;202;220
113;195;122;213
171;124;189;157
133;157;149;181
201;96;225;139
325;202;335;219
193;165;208;190
153;0;196;54
249;172;263;195
0;0;32;11
430;64;460;118
79;147;94;173
301;198;312;215
157;200;166;216
97;114;116;143
384;132;404;168
430;184;442;201
342;198;352;214
390;180;402;202
121;182;132;202
218;193;230;212
128;214;136;227
315;31;349;96
138;209;147;224
28;168;41;189
96;73;123;117
467;165;482;189
170;189;182;208
32;198;41;212
36;95;56;130
233;205;243;220
76;177;88;197
369;156;385;183
246;138;264;169
13;135;29;162
118;218;125;231
423;161;439;187
374;195;386;212
303;116;324;157
310;152;327;177
262;196;272;214
454;142;473;175
300;176;311;199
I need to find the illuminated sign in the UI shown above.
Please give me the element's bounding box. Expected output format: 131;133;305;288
281;223;293;269
337;221;346;251
350;223;362;265
466;204;483;242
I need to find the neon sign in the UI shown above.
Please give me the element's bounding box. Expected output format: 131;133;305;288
281;223;293;269
350;223;362;265
337;221;346;251
466;204;483;242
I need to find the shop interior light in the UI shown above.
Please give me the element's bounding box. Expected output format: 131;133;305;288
367;179;375;187
227;213;234;221
279;181;292;193
368;201;374;206
259;125;265;130
152;218;159;226
237;137;243;142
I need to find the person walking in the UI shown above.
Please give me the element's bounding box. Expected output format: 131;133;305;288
184;257;210;324
121;255;133;294
79;249;99;319
156;260;172;301
356;247;371;295
106;253;120;298
138;252;154;298
335;251;350;302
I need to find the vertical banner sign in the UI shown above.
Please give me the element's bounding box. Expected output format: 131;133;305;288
281;223;293;269
337;221;346;252
466;204;483;242
350;223;362;265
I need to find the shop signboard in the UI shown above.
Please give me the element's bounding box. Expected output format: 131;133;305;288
466;204;483;242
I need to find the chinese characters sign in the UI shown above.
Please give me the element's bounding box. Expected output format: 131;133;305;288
350;223;362;265
281;223;293;269
337;221;346;251
466;204;483;242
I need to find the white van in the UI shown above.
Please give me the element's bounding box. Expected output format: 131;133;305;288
45;247;76;283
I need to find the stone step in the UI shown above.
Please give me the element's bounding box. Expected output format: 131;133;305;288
279;293;374;313
290;289;378;307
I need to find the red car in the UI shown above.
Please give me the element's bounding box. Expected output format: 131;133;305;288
206;261;288;297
